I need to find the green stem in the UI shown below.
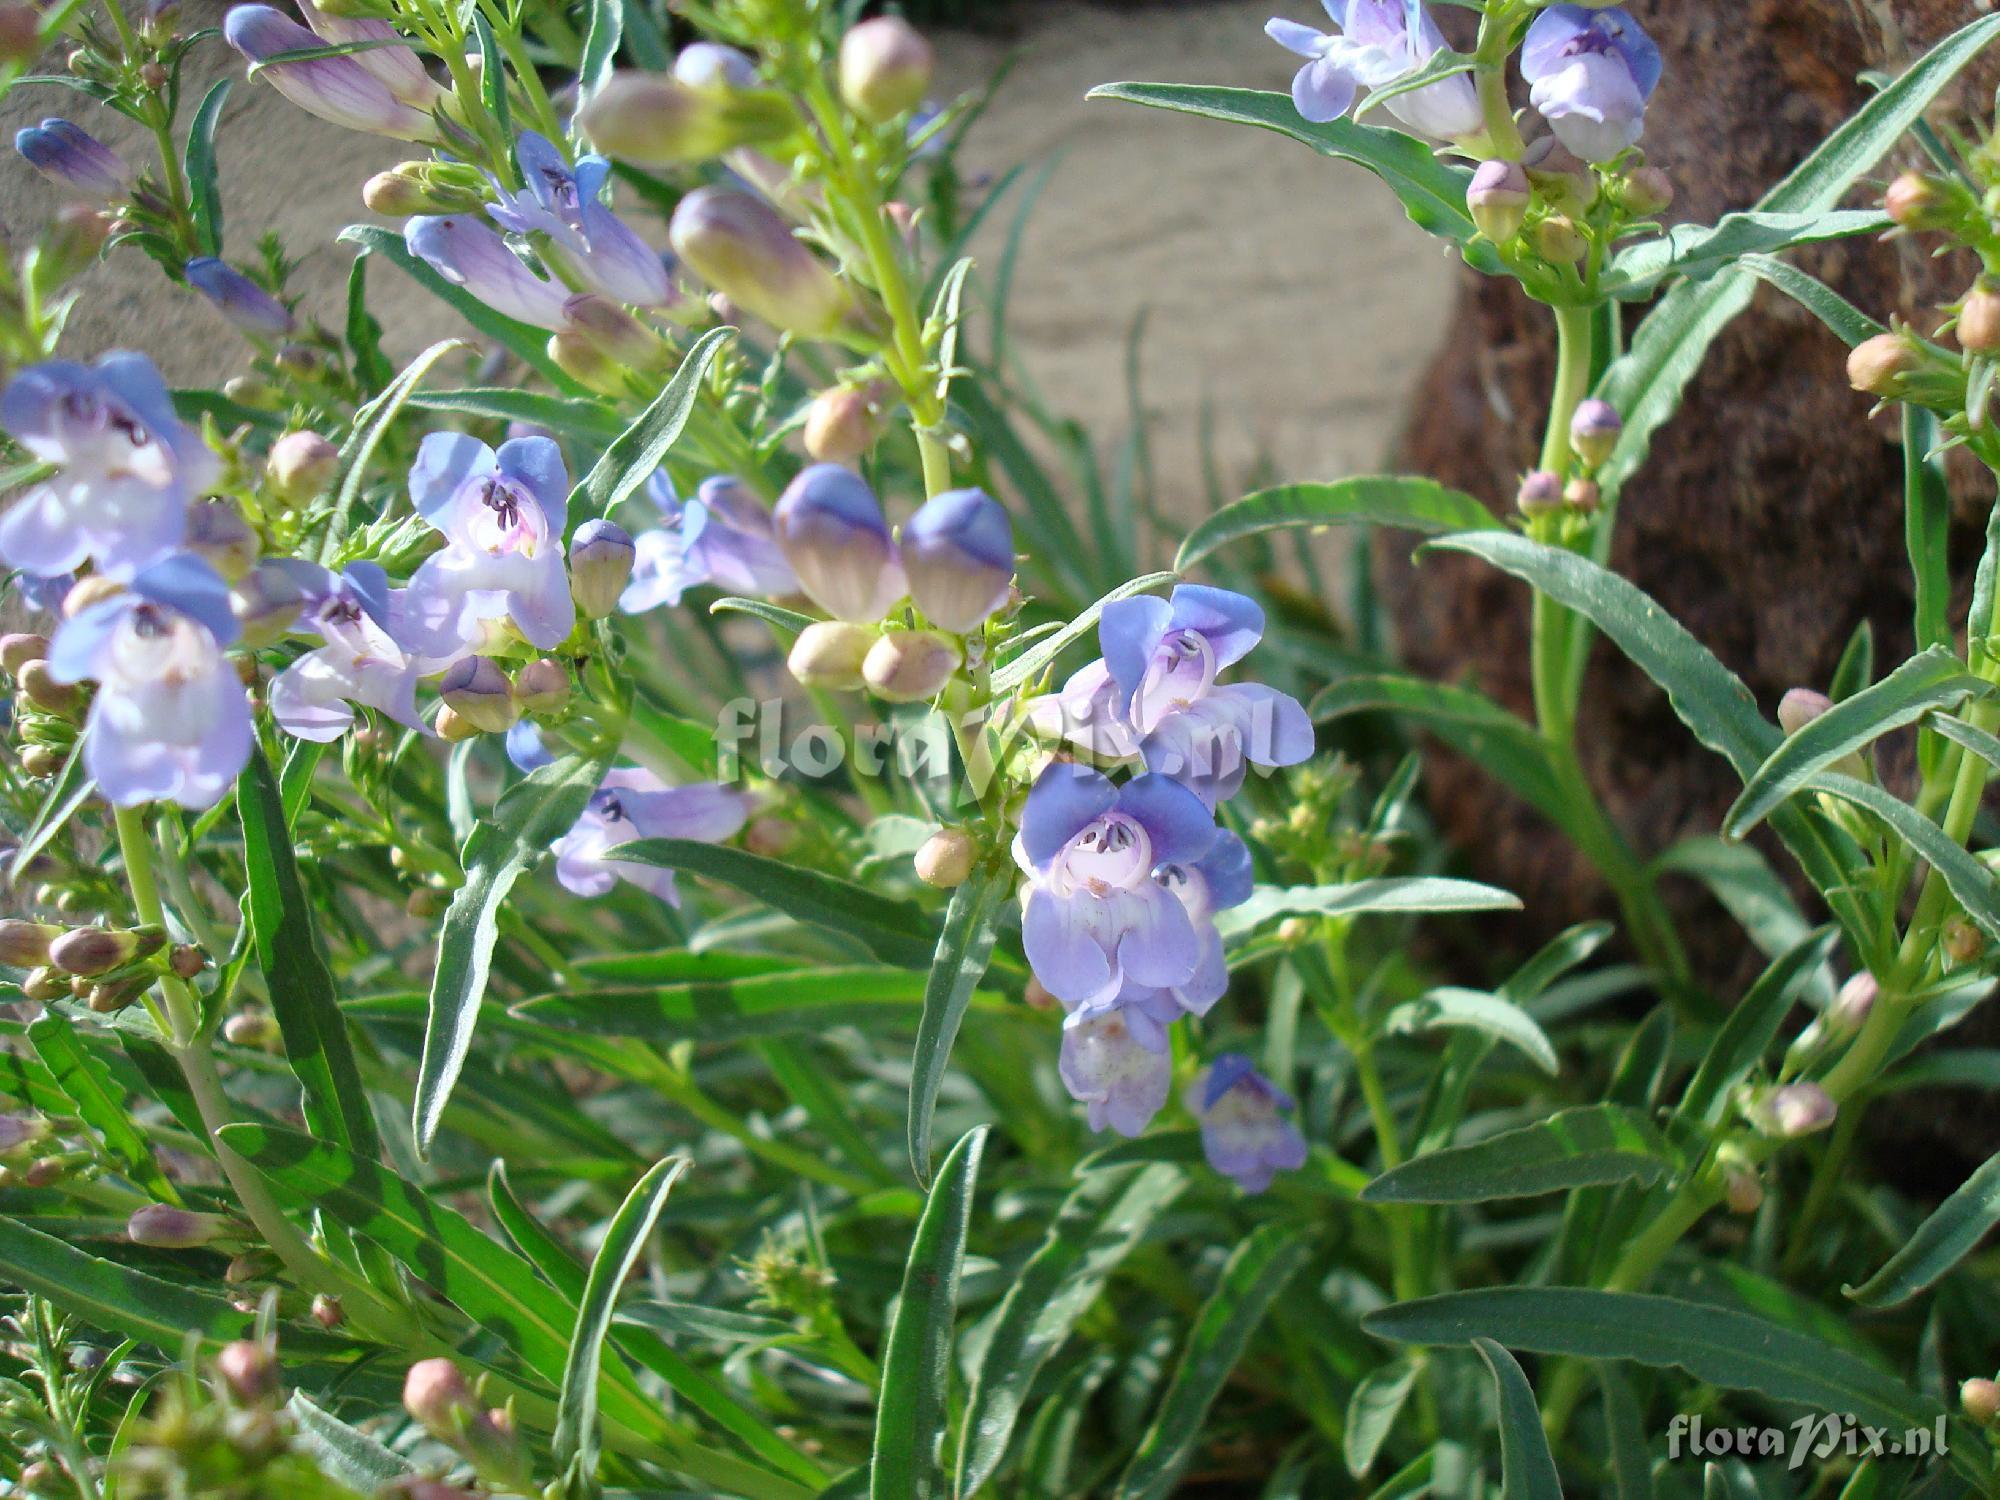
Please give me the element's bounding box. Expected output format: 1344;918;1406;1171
1472;1;1526;160
1540;303;1595;477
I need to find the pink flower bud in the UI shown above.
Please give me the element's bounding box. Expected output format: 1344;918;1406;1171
1749;1082;1836;1139
862;629;960;703
1568;398;1622;468
1776;687;1831;736
669;188;853;340
266;430;340;507
915;828;976;888
1466;159;1529;242
439;656;517;733
215;1340;280;1404
513;658;569;714
1828;972;1877;1033
128;1203;230;1247
839;16;934;124
787;620;876;691
1516;469;1562;517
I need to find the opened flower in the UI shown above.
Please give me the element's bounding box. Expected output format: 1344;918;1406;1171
621;472;797;613
1059;1006;1173;1137
1520;5;1660;163
267;562;427;742
1265;1;1482;141
1186;1054;1308;1192
488;132;674;308
552;769;754;902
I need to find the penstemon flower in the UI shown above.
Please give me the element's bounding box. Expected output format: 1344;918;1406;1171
265;562;428;742
553;770;754;901
1520;4;1660;163
1185;1054;1308;1192
44;554;252;808
404;215;574;331
1059;1006;1173;1137
620;472;797;613
15;118;132;200
184;257;295;338
224;4;440;142
402;433;576;662
901;488;1014;634
0;353;214;580
1265;0;1482;140
487;133;675;309
772;464;906;622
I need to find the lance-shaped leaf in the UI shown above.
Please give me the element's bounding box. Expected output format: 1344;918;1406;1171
568;326;733;525
29;1013;178;1203
289;1394;413;1493
1219;877;1520;941
1603;209;1888;298
10;740;91;883
1383;988;1558;1075
1345;1360;1419;1478
1724;647;1985;836
1361;1104;1672;1204
990;571;1178;695
1472;1339;1564;1500
512;966;975;1041
1175;477;1500;573
1848;1150;2000;1308
1808;771;2000;942
1675;928;1840;1127
908;865;1009;1182
415;751;610;1157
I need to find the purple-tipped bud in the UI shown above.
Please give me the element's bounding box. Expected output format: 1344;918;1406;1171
1568;398;1622;468
577;70;794;168
230;560;311;648
404;214;569;330
787;620;876;691
803;385;885;464
669;187;852;339
311;1293;344;1328
1776;687;1831;736
569;518;635;619
439;656;517;733
215;1340;280;1404
839;16;934;124
186;500;260;580
127;1203;230;1247
773;464;906;621
561;294;670;372
1748;1082;1836;1139
225;4;436;140
0;921;58;968
862;629;959;703
266;430;339;507
1466;159;1530;242
1516;469;1562;517
1828;972;1878;1034
902;488;1013;633
914;827;976;888
48;926;137;977
514;658;569;714
0;1113;47;1154
184;258;295;338
673;43;758;90
15;119;132;201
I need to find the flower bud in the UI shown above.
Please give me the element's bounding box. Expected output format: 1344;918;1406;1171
1747;1081;1836;1139
803;385;886;464
224;4;437;142
548;326;629;397
403;1359;477;1433
914;827;976;888
17;659;81;716
787;620;877;691
231;560;311;648
0;921;59;968
1568;399;1622;469
561;293;671;374
577;70;795;168
215;1340;280;1404
363;159;488;216
1466;159;1530;242
1885;172;1954;231
1961;283;2000;356
0;1113;47;1154
1617;164;1673;216
569;518;635;620
1963;1378;2000;1426
903;488;1013;633
1516;469;1562;517
1276;916;1313;944
266;430;339;507
669;187;853;339
1828;971;1878;1033
48;926;137;977
1533;214;1587;264
311;1294;344;1329
223;1011;281;1049
1846;332;1923;399
185;257;295;338
127;1203;230;1248
774;465;906;621
862;629;960;703
1722;1161;1764;1215
513;658;569;715
1;633;49;674
1522;135;1592;214
673;42;758;90
186;499;260;580
1777;687;1831;735
839;16;934;124
434;704;480;742
1563;476;1600;513
170;944;207;979
15;118;132;201
439;656;517;733
1943;914;1986;965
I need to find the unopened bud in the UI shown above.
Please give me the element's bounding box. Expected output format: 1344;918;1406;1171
230;560;310;647
548;325;628;397
1747;1081;1836;1138
903;488;1013;634
1563;476;1600;512
1777;687;1832;735
1828;971;1878;1033
1568;398;1622;469
787;620;876;691
0;921;59;968
434;704;480;742
569;519;635;619
803;384;885;464
577;70;795;168
1963;1378;2000;1426
1276;916;1313;944
774;464;905;621
1466;158;1530;242
1961;283;2000;356
1885;172;1955;231
513;658;569;714
1723;1162;1764;1215
561;293;670;373
862;629;960;703
670;187;854;339
48;926;135;977
1617;164;1673;216
222;1012;281;1049
225;1251;275;1284
127;1203;229;1247
215;1340;279;1404
1516;469;1562;517
914;828;976;888
839;16;934;124
88;975;147;1012
311;1294;344;1329
1533;214;1587;264
403;1359;476;1433
169;944;206;979
20;966;64;1002
185;257;295;339
186;499;260;580
1943;915;1986;965
1847;332;1923;399
0;1113;47;1154
1;633;49;674
265;430;339;506
439;656;517;733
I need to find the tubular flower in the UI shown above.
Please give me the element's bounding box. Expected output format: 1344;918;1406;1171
621;472;797;613
1520;5;1661;163
1185;1054;1308;1192
224;4;439;142
404;215;572;331
266;562;428;742
553;769;754;902
1265;0;1481;140
487;132;674;308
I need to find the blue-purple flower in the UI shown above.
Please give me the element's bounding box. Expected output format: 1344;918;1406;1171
772;464;906;622
225;4;440;142
552;769;754;901
621;472;797;613
1185;1054;1308;1192
488;132;674;308
0;353;214;580
1033;585;1313;808
1520;5;1660;163
44;554;252;808
185;258;296;339
1059;1006;1172;1137
402;433;576;662
15;119;132;201
1265;1;1482;140
902;488;1012;634
266;562;427;742
1014;764;1218;1010
404;215;572;331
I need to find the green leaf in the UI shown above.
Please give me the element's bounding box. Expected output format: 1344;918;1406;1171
1739;254;1885;348
1906;406;1954;655
1344;1360;1418;1478
404;388;623;443
1113;1222;1310;1499
238;749;378;1158
470;9;509;139
1808;771;2000;942
28;1013;177;1202
908;865;1008;1183
569;326;733;527
344;254;393;395
1847;1149;2000;1307
1930;713;2000;772
1603;210;1888;298
510;966;967;1040
577;0;621;103
1383;988;1558;1075
288;1393;413;1493
1084;84;1475;245
990;571;1178;695
1175;477;1499;573
1675;928;1841;1127
556;1158;689;1493
1596;1364;1652;1500
1471;1339;1563;1500
326;336;468;555
1724;646;1983;836
608;839;936;967
417;751;610;1156
957;1163;1186;1495
1219;877;1521;940
1363;1287;1935;1432
1652;836;1830;999
1361;1104;1671;1204
10;740;91;884
708;597;816;636
183;79;230;258
870;1126;987;1500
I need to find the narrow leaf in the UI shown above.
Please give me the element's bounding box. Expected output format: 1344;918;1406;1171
1472;1339;1564;1500
183;79;231;258
1847;1149;2000;1307
569;326;733;525
1175;477;1499;573
1219;877;1521;940
1383;988;1559;1075
908;865;1008;1182
1361;1104;1670;1204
